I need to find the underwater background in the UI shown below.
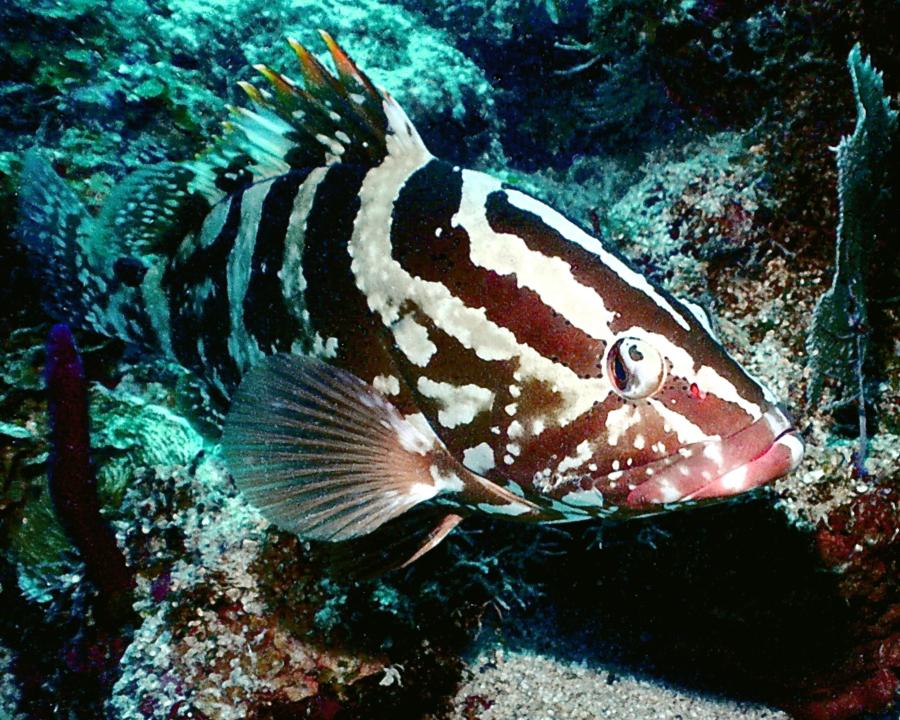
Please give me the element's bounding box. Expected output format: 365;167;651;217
0;1;898;718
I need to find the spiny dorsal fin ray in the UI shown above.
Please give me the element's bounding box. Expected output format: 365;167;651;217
189;32;429;204
221;355;464;542
318;30;382;108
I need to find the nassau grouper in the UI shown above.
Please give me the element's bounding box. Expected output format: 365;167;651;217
18;32;805;568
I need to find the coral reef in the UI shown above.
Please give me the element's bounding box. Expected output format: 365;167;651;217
109;456;383;719
803;486;899;720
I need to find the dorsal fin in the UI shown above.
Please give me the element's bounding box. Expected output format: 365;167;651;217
188;31;430;204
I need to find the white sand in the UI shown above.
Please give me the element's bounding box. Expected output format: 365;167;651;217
449;647;789;720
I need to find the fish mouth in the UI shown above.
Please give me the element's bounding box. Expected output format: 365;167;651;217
624;408;805;509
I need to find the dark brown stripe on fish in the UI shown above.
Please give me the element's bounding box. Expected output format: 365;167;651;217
243;169;312;353
654;374;755;436
394;309;517;460
302;163;408;395
484;190;685;337
164;191;243;392
484;189;765;410
390;160;603;378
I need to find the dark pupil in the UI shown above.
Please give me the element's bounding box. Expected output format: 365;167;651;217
613;352;628;388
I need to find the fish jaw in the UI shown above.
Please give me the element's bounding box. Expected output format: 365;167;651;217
624;407;804;508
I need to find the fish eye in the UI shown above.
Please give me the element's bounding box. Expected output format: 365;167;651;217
605;336;666;400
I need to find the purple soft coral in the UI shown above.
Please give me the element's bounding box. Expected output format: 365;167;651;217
45;323;136;628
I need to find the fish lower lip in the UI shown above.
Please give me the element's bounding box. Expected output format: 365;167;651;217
625;412;805;508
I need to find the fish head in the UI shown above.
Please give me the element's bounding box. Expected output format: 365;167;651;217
477;189;805;514
573;318;804;512
516;277;805;515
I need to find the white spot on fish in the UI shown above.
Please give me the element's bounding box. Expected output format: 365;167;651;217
312;334;339;359
463;442;495;473
373;374;401;396
778;433;805;470
702;443;725;468
557;440;593;473
416;377;494;428
658;480;681;503
429;465;465;492
404;412;439;445
605;403;642;447
392;315;437;367
477;501;531;516
718;465;750;491
407;482;440;503
390;414;433;456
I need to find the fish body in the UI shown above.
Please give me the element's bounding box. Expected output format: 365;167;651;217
18;33;804;563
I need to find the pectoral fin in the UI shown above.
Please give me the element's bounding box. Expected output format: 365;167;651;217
222;354;465;542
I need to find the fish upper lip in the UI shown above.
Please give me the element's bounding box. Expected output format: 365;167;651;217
624;410;804;508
